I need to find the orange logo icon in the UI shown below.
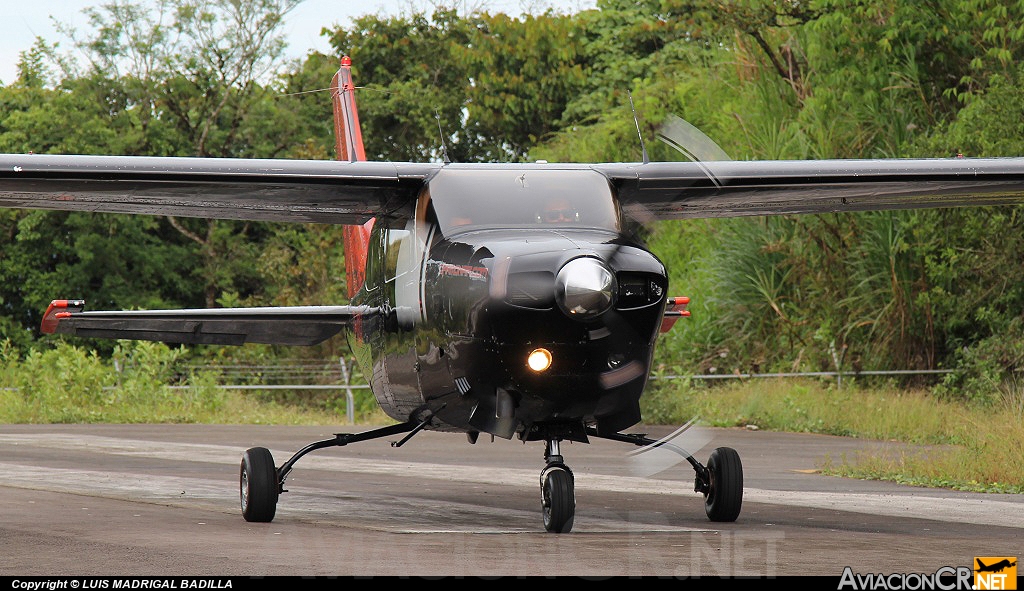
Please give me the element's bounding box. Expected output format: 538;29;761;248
974;557;1017;590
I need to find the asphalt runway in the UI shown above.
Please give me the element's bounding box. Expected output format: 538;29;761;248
0;423;1020;579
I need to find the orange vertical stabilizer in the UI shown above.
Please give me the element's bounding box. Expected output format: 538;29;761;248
332;56;374;300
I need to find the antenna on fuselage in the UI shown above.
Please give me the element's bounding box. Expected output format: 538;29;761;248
628;90;649;165
435;109;451;164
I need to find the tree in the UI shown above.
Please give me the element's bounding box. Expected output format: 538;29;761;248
323;7;588;162
0;0;339;351
323;9;476;162
52;0;309;308
454;11;587;160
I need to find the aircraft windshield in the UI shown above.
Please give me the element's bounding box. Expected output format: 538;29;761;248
427;168;620;235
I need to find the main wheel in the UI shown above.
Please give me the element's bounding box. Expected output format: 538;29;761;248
240;447;279;523
541;465;575;533
703;446;743;522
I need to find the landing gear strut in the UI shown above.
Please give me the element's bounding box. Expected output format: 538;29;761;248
239;420;422;523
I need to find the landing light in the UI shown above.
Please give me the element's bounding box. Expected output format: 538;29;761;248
527;348;553;372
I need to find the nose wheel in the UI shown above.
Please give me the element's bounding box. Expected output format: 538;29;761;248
540;440;575;533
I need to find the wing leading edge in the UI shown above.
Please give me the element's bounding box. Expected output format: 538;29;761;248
41;300;377;346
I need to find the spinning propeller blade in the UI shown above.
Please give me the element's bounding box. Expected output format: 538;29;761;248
622;114;732;227
625;417;713;478
592;304;648;391
656;114;731;163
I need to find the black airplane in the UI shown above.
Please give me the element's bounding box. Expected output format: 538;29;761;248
4;57;1024;533
977;559;1017;573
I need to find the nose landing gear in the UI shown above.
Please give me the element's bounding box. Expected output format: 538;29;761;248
540;439;575;533
534;427;743;533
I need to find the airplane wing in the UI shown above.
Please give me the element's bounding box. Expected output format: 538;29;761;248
595;157;1024;220
4;153;1024;224
40;300;377;346
0;153;438;224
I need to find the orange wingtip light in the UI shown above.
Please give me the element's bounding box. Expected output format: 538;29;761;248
660;296;691;333
41;299;85;334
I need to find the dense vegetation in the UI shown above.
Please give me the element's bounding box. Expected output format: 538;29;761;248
1;0;1022;409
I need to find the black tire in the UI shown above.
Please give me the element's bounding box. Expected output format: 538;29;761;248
703;446;743;522
541;466;575;533
240;447;278;523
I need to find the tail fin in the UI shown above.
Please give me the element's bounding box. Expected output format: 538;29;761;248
332;56;374;300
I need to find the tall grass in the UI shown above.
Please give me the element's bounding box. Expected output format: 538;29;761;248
643;376;965;442
0;340;379;425
821;382;1024;493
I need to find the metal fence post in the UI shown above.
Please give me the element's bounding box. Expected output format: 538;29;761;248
339;356;354;425
829;341;848;389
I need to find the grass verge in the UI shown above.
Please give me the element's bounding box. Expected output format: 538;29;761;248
641;376;1024;494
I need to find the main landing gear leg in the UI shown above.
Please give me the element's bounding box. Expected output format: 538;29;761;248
540;439;575;533
239;421;421;523
584;426;743;522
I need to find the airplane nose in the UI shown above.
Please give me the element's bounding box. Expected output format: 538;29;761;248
554;256;617;320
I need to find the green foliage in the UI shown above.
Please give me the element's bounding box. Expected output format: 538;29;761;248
0;0;348;349
0;210;204;355
641;376;1024;493
705;217;807;372
935;317;1024;405
0;339;376;424
821;384;1024;493
647;218;723;375
643;376;982;444
455;12;588;159
323;9;475;162
2;341;114;421
913;64;1024;157
900;207;1024;397
0;339;219;422
323;8;589;162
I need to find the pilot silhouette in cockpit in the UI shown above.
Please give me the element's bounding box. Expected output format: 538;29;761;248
537;197;579;224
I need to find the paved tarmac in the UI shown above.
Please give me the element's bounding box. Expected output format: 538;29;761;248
0;423;1020;579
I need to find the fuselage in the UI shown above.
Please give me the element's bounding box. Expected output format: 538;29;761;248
347;167;670;441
